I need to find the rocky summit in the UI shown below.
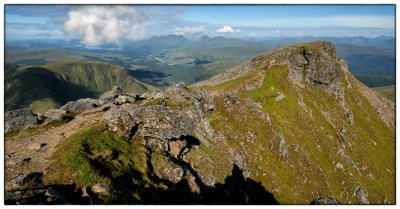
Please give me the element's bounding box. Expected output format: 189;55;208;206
4;41;394;205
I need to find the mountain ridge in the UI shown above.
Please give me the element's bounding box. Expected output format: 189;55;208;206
4;41;395;204
5;61;157;113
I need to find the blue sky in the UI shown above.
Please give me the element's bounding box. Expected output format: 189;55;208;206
5;4;395;46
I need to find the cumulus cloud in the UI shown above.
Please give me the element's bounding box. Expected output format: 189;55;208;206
216;26;241;33
64;5;146;46
172;26;207;36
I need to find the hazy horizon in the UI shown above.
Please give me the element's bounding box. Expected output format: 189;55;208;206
5;4;395;47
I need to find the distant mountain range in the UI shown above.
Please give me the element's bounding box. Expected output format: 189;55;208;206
5;35;395;92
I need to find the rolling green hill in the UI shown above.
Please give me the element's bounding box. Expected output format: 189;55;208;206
5;61;156;113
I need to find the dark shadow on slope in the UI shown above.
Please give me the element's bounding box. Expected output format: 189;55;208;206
107;164;279;205
5;67;98;111
5;164;279;205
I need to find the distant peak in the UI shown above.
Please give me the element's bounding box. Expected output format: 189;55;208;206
199;35;210;40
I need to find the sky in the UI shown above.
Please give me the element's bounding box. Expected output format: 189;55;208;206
5;4;396;46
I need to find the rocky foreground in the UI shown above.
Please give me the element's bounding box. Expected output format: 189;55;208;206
4;41;395;204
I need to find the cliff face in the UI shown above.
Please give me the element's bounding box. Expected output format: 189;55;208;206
4;41;395;205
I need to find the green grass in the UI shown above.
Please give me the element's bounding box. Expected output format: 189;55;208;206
203;70;262;91
45;124;142;189
204;63;394;204
372;85;395;102
29;98;58;114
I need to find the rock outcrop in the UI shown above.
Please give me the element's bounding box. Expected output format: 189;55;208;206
5;108;37;133
41;109;67;125
61;98;99;114
310;196;341;205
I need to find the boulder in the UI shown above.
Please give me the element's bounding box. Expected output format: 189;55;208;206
5;108;37;133
91;183;110;196
310;196;340;205
42;109;67;125
354;186;370;204
61;98;98;113
115;95;136;105
26;143;43;151
275;92;285;101
335;162;344;170
99;85;123;102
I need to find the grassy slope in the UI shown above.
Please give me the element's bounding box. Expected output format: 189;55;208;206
372;85;395;102
40;62;394;204
204;64;394;204
5;61;156;113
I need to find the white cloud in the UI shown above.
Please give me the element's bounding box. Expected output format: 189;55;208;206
64;6;145;46
172;25;207;35
216;26;241;33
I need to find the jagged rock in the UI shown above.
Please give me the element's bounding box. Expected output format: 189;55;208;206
105;104;196;145
275;92;285;101
103;104;144;135
139;91;164;100
99;85;123;101
354;186;370;204
338;128;346;143
5;108;37;133
42;109;66;125
146;107;194;140
115;95;136;105
9;172;43;189
151;153;184;183
310;196;341;205
61;98;99;113
187;173;201;194
279;136;288;159
92;183;110;196
168;140;187;158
